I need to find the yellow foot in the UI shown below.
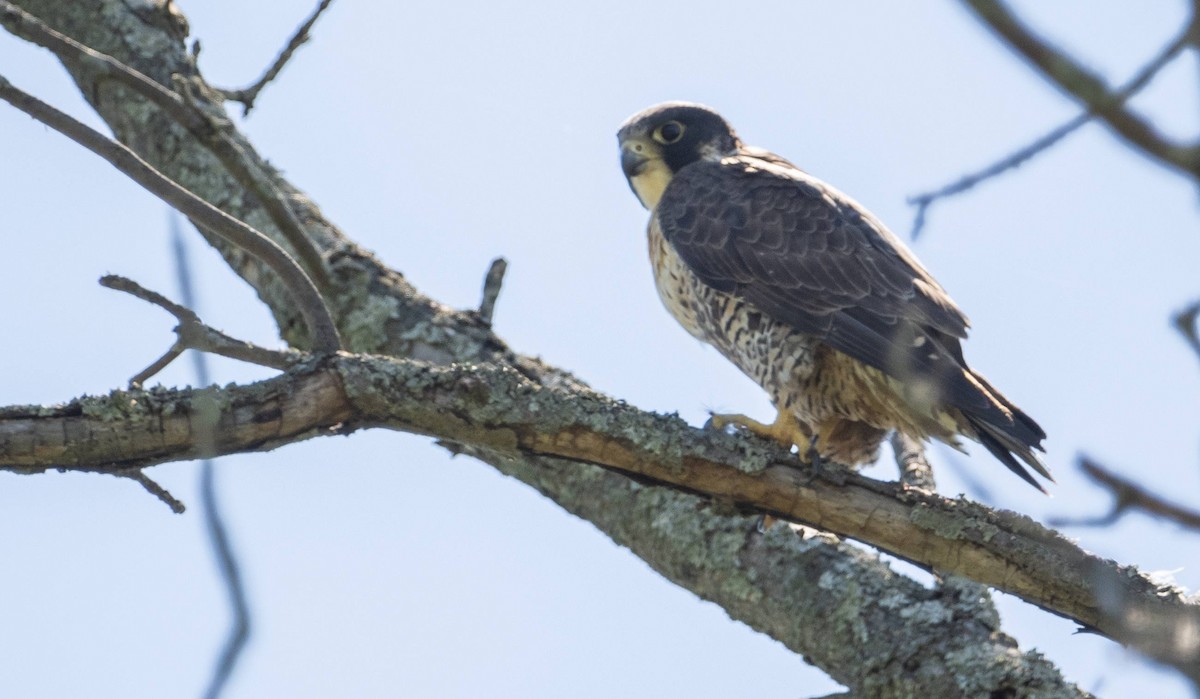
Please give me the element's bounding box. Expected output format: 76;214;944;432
708;411;811;452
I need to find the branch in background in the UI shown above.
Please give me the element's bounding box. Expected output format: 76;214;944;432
1173;301;1200;364
961;0;1200;182
1050;457;1200;530
908;17;1195;237
171;221;251;699
0;1;335;299
216;0;335;115
908;114;1088;238
1194;1;1200;48
0;72;341;353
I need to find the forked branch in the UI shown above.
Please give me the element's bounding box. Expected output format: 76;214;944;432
0;72;341;353
216;0;336;115
961;0;1200;181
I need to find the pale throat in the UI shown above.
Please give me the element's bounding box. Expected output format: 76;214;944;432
628;158;673;210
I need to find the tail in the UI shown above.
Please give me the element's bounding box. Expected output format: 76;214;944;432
962;370;1052;493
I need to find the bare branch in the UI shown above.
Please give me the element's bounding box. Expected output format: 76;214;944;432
961;0;1200;181
477;257;508;326
217;0;335;116
1173;301;1200;363
125;469;186;513
100;273;201;324
100;275;300;377
909;114;1089;238
0;1;334;299
0;73;340;352
129;343;186;389
909;18;1195;237
1051;457;1200;530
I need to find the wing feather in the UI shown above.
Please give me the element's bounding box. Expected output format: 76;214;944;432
655;153;1042;448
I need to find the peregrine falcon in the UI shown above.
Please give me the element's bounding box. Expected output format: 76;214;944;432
617;101;1051;490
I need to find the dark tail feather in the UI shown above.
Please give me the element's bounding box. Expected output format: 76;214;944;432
969;370;1047;446
959;368;1053;492
971;420;1048;493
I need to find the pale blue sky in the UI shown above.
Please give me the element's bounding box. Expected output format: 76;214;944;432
1;1;1198;697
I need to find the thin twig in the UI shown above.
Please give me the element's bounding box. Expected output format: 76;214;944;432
477;257;508;326
100;274;200;323
125;470;186;514
0;1;335;300
0;72;340;353
1049;457;1200;529
129;343;186;388
909;18;1196;237
961;0;1200;181
217;0;335;116
100;274;302;380
1172;301;1200;363
172;220;251;699
908;114;1088;238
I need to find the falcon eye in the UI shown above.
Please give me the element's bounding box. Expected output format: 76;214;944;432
653;121;685;145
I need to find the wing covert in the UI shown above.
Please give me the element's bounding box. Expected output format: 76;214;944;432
656;154;986;411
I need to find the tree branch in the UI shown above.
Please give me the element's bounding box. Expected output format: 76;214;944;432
1173;301;1200;365
0;352;1192;683
960;0;1200;180
0;1;335;300
909;13;1197;237
1051;457;1200;530
477;257;508;327
0;356;1089;694
100;274;300;381
216;0;335;116
125;469;186;513
0;71;341;353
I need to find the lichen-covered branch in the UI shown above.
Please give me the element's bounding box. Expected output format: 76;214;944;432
0;0;334;297
0;353;1092;694
0;351;1191;686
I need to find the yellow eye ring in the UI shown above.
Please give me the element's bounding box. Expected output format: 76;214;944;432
653;121;685;145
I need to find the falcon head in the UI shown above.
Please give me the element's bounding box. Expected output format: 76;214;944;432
617;102;740;209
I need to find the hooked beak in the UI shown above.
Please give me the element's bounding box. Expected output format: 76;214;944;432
621;145;650;179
